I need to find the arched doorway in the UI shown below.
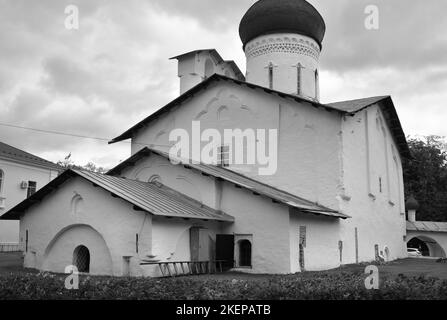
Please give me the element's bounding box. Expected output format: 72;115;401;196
238;240;251;267
73;245;90;273
407;236;446;257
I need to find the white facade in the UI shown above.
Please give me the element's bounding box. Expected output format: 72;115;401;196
0;157;59;243
245;33;321;100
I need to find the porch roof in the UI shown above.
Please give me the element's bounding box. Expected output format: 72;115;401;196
0;169;234;222
407;221;447;233
107;147;351;219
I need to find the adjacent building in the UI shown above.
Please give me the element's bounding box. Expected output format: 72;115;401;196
0;141;61;244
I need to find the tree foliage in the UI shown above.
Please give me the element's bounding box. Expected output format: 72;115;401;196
403;136;447;221
57;154;107;174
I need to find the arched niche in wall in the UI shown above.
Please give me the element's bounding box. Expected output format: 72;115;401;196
70;193;85;216
217;105;230;121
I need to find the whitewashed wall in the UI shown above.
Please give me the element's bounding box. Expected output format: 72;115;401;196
130;81;342;210
338;106;407;264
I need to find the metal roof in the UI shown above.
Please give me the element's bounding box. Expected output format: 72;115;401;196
0;169;234;222
407;221;447;233
108;147;350;219
0;141;62;171
327;96;390;113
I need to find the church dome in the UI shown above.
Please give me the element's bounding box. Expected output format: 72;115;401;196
406;196;420;210
239;0;326;49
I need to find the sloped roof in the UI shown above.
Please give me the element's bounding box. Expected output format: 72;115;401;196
107;147;350;219
0;141;62;171
108;74;409;158
108;74;343;145
0;169;234;222
327;96;389;113
407;221;447;233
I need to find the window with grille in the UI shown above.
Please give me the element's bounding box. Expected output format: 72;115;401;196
27;181;37;198
73;245;90;273
217;145;230;167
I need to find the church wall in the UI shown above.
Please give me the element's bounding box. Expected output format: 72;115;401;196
289;210;341;273
130;80;342;210
19;177;152;276
121;152;292;274
143;217;223;277
338;106;407;265
219;182;291;274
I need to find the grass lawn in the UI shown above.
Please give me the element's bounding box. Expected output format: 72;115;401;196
1;252;446;299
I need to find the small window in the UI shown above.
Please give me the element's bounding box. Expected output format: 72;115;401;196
73;245;90;273
314;69;319;99
268;63;274;89
296;63;303;95
0;169;4;194
238;240;252;267
379;177;382;193
25;230;29;252
136;234;139;253
27;181;37;198
217;145;230;167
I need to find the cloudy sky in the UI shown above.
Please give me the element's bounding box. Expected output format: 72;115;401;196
1;0;446;169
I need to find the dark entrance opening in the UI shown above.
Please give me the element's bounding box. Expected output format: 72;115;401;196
216;234;234;271
238;240;252;267
407;237;430;256
73;245;90;273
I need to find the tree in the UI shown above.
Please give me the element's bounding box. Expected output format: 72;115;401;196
57;154;108;174
403;136;447;221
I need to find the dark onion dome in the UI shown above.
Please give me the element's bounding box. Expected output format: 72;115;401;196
406;196;420;211
239;0;326;49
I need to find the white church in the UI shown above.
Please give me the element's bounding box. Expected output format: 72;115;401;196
1;0;410;277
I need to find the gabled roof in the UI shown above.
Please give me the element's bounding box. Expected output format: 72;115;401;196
407;220;447;233
170;49;245;81
109;74;410;159
108;73;343;145
0;141;62;171
329;96;410;159
327;96;389;113
0;169;234;222
107;147;350;219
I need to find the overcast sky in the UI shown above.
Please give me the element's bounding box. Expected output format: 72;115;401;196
1;0;446;169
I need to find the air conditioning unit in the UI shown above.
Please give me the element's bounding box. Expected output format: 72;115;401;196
20;181;28;189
